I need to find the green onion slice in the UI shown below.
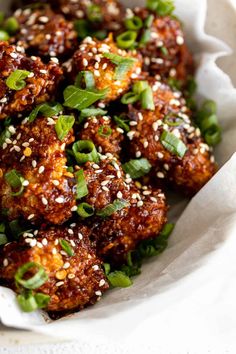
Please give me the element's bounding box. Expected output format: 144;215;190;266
98;125;112;137
4;169;25;197
107;271;132;288
160;46;168;56
140;86;155;110
116;31;137;49
160;130;187;158
59;239;74;256
4;17;19;35
72;140;99;164
204;125;221;146
17;291;50;312
121;92;139;105
6;70;30;90
103;53;136;80
164;114;184;127
113;115;130;132
75;71;95;90
77;202;94;218
55;115;75;141
15;262;48;290
34;293;51;309
80;107;107;118
75;169;88;199
28;102;63;123
96;199;129;218
0;223;7;246
0;30;9;41
63;85;108;111
87;4;102;22
144;14;154;28
122;158;152;179
133;81;149;94
125;16;143;30
146;0;175;16
139;29;151;46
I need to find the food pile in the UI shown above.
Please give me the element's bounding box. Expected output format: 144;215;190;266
0;0;221;318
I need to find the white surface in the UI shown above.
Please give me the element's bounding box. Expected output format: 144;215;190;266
1;0;236;352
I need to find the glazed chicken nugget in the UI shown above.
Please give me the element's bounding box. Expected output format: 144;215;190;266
12;6;78;60
0;225;109;314
79;155;167;262
0;42;63;120
70;35;142;103
121;7;194;86
125;79;216;195
78;115;124;157
0;116;76;224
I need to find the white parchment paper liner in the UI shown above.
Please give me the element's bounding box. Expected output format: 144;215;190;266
1;0;236;348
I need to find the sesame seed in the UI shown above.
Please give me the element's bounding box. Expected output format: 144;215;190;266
63;262;70;269
157;152;164;159
95;290;102;296
99;279;106;287
39;69;47;74
136;151;141;158
52;180;60;186
93;163;100;169
71;205;78;212
143;190;151;195
38;166;45;174
176;35;184;45
27;214;34;220
154;135;159;142
127;131;135;140
117;171;122;178
116;127;124;133
52;248;57;255
3;259;8;267
152;122;158;131
164;163;170;171
42;197;48;205
101;180;109;186
22;180;29;186
56;281;64;287
54;239;59;246
30;239;37;247
78;233;83;240
117;191;123;199
5;138;12;144
143;141;149;148
150;197;158;203
68;273;75;279
157;172;165;179
55;197;64;204
137;200;144;207
37;242;43;249
68;228;74;235
94;70;100;77
92;265;99;271
32;160;37;168
83;58;88;66
70;223;76;228
95;169;103;174
8;126;16;134
130;121;138;126
102;186;109;192
14;146;21;152
42;238;48;246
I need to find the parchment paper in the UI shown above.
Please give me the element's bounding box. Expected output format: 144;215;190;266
1;0;236;348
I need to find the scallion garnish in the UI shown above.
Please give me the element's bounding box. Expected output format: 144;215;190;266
98;125;112;137
144;14;154;28
133;80;149;94
4;169;25;197
139;29;151;46
28;102;63;123
55;115;75;141
107;271;133;288
63;85;108;111
17;290;50;312
146;0;175;16
59;239;74;256
72;140;99;164
121;92;139;105
75;71;95;90
122;158;152;179
125;16;143;30
0;29;9;41
4;17;19;35
113;115;130;132
160;130;187;158
164;114;184;127
15;262;48;290
6;70;30;90
75;169;88;199
87;4;102;22
77;202;94;218
0;223;7;246
121;81;155;111
160;46;168;56
116;30;137;49
80;107;107;118
140;86;155;110
103;53;136;80
96;199;129;218
0;126;11;147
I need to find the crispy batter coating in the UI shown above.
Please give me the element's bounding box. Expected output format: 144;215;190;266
69;36;142;103
0;225;109;314
79;155;167;262
57;0;125;33
0;42;63;120
0;116;76;224
78;115;124;157
12;6;78;60
126;8;194;85
126;79;216;195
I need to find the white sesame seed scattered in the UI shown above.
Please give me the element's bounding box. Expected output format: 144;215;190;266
60;250;67;256
37;242;43;249
92;265;99;271
68;274;75;279
95;290;102;296
14;146;21;152
94;70;100;77
93;163;100;169
39;69;47;74
56;281;64;287
22;180;29;186
63;262;70;269
52;248;57;255
157;152;164;159
143;190;151;195
32;160;37;168
102;186;109;192
101;180;109;186
117;171;122;178
38;166;45;174
152;122;158;131
28;72;34;78
52;180;60;186
137;200;144;207
71;205;78;212
55;197;64;204
176;35;184;45
8;126;16;134
54;239;59;246
164;163;170;171
0;97;7;103
116;127;124;133
10;52;18;59
70;223;76;228
30;239;37;247
129;121;138;126
3;259;8;267
5;138;12;144
95;169;103;174
127;131;135;140
143;141;149;148
150;197;158;203
41;197;48;206
83;58;88;66
157;172;165;179
78;233;83;240
117;191;123;199
136;151;141;158
99;279;106;287
27;214;35;220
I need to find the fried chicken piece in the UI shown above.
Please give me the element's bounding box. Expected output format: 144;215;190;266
79;155;167;263
126;79;216;195
122;7;194;86
78;115;124;157
12;6;78;60
0;116;76;224
69;35;142;103
0;225;108;314
0;42;63;120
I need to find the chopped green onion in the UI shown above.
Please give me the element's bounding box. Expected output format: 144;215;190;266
160;46;168;56
0;12;4;25
92;29;107;40
204;125;221;146
160;130;187;158
63;85;108;111
96;199;129;218
144;14;154;28
140;86;155;110
77;202;94;218
103;53;136;80
121;92;139;105
6;70;30;90
103;263;111;275
139;29;151;46
164;114;184;127
72;140;99;164
146;0;175;16
0;30;9;41
133;81;149;95
167;77;182;91
59;239;74;256
55;115;75;141
4;17;19;35
15;262;48;290
98;125;112;137
0;127;11;147
87;4;102;22
199;114;218;133
17;290;50;312
113;115;130;132
4;169;25;197
80;107;107;118
75;169;88;199
122;158;152;179
116;31;137;49
107;271;132;288
75;71;95;90
125;16;143;30
0;223;7;246
28;102;63;123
